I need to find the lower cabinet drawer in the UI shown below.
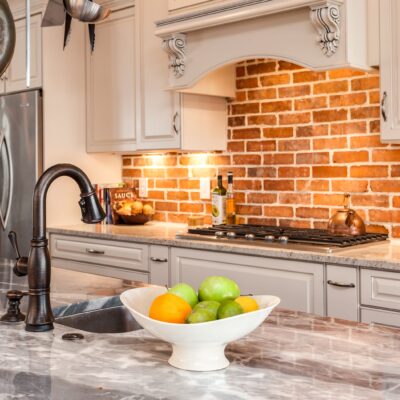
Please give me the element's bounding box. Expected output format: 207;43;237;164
361;307;400;328
149;245;169;286
326;265;358;321
52;260;150;282
50;234;149;272
361;269;400;311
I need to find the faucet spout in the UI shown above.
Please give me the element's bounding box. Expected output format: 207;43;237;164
26;164;105;332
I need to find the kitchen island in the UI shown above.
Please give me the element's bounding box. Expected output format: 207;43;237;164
1;267;400;399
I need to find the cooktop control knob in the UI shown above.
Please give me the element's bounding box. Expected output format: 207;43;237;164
226;231;236;239
265;235;275;242
278;235;289;243
245;233;255;240
215;231;226;238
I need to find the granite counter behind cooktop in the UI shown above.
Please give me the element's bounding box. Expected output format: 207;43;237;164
49;222;400;272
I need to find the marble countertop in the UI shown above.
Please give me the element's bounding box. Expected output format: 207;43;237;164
48;222;400;271
1;266;400;399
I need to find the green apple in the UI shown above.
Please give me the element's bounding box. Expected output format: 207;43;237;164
186;309;216;324
193;300;221;318
198;276;240;303
169;283;198;308
217;300;243;319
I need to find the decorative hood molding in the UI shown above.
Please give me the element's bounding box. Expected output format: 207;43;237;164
155;0;372;90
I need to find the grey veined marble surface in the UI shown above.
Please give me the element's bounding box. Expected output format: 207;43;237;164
0;267;400;399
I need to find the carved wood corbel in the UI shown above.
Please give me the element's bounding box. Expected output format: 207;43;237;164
163;33;186;78
310;2;341;57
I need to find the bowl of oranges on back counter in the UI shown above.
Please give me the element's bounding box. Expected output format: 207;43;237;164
114;200;154;225
120;276;280;371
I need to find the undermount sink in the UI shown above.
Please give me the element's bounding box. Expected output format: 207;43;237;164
55;306;142;334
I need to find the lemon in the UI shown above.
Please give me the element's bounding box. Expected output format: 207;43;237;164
235;296;259;313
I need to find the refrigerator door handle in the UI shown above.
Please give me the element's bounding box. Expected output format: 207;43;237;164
0;130;13;230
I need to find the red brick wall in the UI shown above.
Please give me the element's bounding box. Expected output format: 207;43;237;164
122;59;400;237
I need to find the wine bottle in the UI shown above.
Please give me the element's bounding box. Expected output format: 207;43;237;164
211;175;226;225
226;171;236;225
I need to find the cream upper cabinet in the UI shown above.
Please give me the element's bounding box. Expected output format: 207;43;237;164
168;0;237;13
2;13;42;93
156;0;374;90
135;0;181;151
380;0;400;142
135;0;228;152
168;0;217;12
86;6;136;153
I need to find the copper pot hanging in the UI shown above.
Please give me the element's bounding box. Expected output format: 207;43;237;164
327;194;366;236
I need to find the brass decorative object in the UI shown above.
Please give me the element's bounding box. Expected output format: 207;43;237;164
327;194;366;236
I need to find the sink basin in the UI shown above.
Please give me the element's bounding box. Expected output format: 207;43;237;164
55;306;142;334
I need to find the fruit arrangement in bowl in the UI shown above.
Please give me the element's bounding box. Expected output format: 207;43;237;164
114;200;154;225
120;276;280;371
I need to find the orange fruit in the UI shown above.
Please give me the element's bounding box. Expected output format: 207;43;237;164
149;293;192;323
234;296;259;313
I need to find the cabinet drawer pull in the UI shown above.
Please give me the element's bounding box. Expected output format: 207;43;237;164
173;112;179;135
327;280;355;288
381;91;388;122
86;248;105;255
150;257;168;263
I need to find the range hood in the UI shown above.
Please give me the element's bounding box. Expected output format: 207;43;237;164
155;0;376;90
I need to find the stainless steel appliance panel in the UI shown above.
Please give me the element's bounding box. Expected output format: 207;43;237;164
0;90;43;263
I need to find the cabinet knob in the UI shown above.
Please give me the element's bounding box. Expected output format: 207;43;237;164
327;280;355;288
381;91;388;122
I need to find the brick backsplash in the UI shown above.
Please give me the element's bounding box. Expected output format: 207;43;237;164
122;59;400;237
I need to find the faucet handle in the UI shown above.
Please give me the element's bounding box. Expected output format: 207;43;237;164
8;231;28;277
8;231;21;259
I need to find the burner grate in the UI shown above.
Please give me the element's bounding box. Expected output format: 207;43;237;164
187;224;388;247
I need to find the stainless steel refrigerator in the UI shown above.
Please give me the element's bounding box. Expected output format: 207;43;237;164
0;90;43;266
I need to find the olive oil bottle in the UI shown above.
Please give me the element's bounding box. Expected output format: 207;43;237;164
212;175;226;225
226;171;236;225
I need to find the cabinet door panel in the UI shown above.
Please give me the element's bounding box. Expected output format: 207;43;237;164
86;7;136;152
135;0;181;150
7;14;42;92
327;265;358;321
171;248;324;314
150;245;170;286
361;268;400;311
361;308;400;328
380;0;400;142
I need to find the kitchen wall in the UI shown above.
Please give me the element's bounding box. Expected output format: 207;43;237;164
122;59;400;237
43;22;122;227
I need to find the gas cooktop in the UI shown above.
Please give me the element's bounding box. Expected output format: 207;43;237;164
176;225;389;254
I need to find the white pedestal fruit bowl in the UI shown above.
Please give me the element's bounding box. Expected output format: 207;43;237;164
120;286;280;372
